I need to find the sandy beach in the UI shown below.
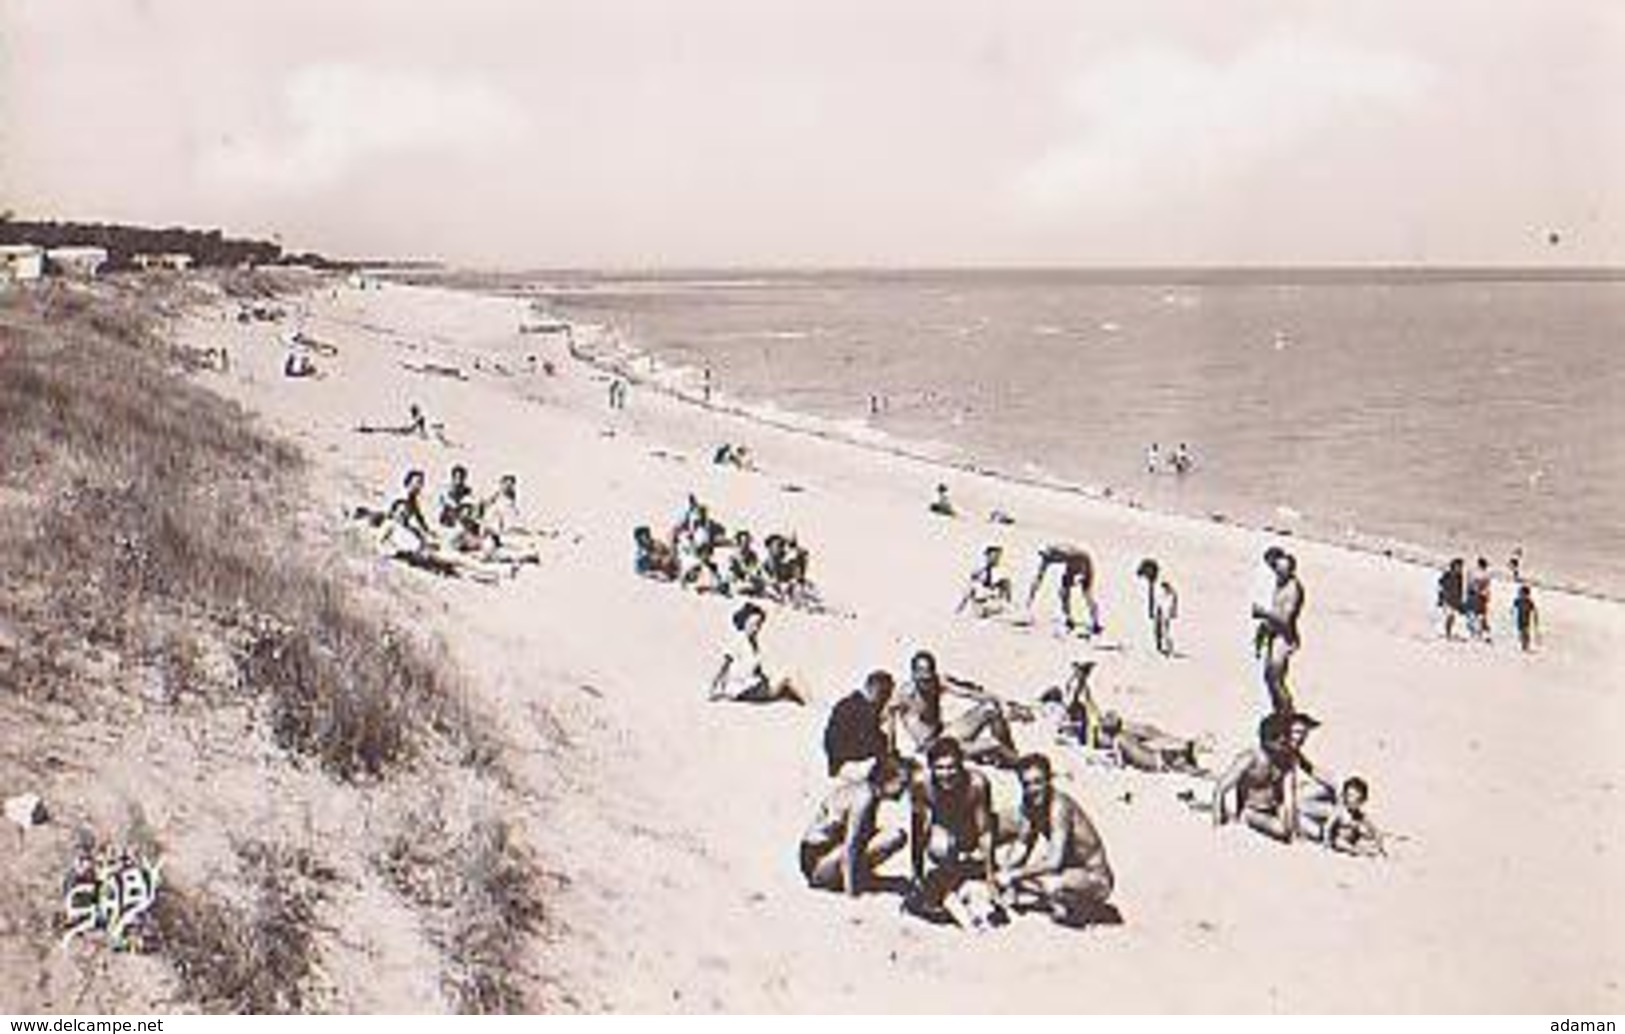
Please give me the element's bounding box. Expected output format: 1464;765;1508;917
181;277;1625;1012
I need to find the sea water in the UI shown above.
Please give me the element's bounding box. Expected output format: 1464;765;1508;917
510;270;1625;598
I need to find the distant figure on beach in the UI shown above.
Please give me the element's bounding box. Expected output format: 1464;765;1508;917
1213;712;1335;843
438;465;476;529
1508;547;1525;585
824;670;897;779
1172;442;1194;476
1252;548;1305;714
1465;557;1493;641
1134;558;1180;657
894;650;1019;767
708;602;805;705
1326;776;1386;858
1024;544;1103;637
608;376;629;410
799;758;911;896
479;473;533;544
394;469;435;546
712;443;755;470
724;529;767;597
995;753;1115;927
632;525;679;581
357;402;428;437
282;330;318;378
1146;443;1162;475
929;483;957;518
957;544;1013;618
1513;584;1540;652
702;366;714;404
906;737;1002;931
1437;558;1467;640
1037;660;1101;747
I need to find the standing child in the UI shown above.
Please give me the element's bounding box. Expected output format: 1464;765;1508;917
1513;584;1540;652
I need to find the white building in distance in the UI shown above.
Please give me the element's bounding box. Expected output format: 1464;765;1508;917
0;244;45;283
132;252;194;271
46;245;109;278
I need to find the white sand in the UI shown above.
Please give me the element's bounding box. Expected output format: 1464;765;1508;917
186;279;1625;1012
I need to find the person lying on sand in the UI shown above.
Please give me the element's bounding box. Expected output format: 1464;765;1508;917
1326;776;1386;857
956;544;1013;618
995;753;1115;926
1212;712;1335;843
929;483;957;518
632;525;679;581
1095;712;1207;775
800;758;912;896
357;402;428;437
1025;545;1103;637
708;603;805;705
895;650;1021;767
824;670;898;779
907;737;1003;931
1252;548;1305;714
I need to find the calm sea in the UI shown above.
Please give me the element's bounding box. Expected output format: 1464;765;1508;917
494;270;1625;599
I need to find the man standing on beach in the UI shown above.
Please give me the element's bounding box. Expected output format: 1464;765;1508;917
1437;558;1466;640
1024;544;1103;637
1252;549;1304;715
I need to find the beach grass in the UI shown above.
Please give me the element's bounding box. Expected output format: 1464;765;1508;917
0;278;541;1011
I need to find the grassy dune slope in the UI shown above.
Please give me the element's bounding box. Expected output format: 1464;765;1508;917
0;278;544;1013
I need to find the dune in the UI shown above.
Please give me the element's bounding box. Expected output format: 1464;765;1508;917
183;277;1625;1013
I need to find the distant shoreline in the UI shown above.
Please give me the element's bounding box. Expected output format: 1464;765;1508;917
383;265;1625;289
538;304;1623;610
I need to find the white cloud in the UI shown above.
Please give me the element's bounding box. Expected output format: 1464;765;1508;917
199;64;527;192
1011;33;1435;219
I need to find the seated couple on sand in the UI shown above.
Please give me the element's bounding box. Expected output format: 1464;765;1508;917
1211;711;1385;856
797;741;1117;931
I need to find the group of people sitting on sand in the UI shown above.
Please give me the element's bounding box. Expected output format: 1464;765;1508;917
634;495;819;607
683;483;1386;934
354;464;544;581
1436;553;1540;650
800;653;1120;931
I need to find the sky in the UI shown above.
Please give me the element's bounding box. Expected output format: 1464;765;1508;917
3;0;1623;267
